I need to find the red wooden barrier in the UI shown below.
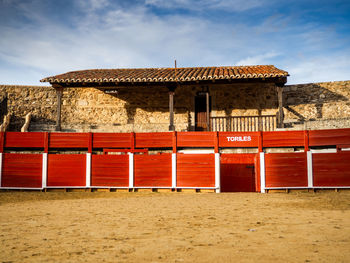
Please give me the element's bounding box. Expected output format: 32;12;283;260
135;132;172;148
313;151;350;186
1;153;42;188
134;154;172;187
220;154;256;192
265;152;308;187
177;132;215;147
91;155;129;187
309;129;350;147
263;131;304;147
49;133;89;148
177;154;215;187
92;133;131;148
5;132;45;148
47;154;86;186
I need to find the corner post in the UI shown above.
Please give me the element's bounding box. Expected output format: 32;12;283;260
42;153;47;189
128;152;134;189
259;152;266;193
206;91;210;131
215;153;220;193
276;84;284;128
168;85;176;131
54;85;64;131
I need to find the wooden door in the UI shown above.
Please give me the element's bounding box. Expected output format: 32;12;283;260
195;95;210;131
220;154;256;192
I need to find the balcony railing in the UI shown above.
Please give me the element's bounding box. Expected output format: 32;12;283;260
210;114;277;132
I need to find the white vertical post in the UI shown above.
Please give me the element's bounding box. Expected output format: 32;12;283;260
307;151;313;188
172;153;177;188
42;153;47;189
86;153;91;188
259;152;266;193
0;153;2;188
215;153;220;193
128;153;134;188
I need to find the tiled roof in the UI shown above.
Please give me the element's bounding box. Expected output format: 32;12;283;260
41;65;288;84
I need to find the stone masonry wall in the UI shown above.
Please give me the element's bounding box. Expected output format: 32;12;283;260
0;80;349;132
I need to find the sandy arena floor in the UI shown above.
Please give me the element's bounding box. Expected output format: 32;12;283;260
0;190;349;263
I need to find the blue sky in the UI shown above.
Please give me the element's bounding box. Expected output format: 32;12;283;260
0;0;350;85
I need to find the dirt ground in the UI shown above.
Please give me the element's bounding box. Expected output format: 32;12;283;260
0;190;349;263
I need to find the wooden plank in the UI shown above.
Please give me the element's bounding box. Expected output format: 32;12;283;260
177;154;215;187
49;133;89;148
313;151;350;186
177;132;215;147
265;152;308;187
135;132;172;148
263;130;304;147
47;154;86;186
134;154;172;187
5;132;45;148
309;128;350;147
2;153;42;188
92;133;132;148
91;155;129;187
218;131;259;148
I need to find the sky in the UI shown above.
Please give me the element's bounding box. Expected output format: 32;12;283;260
0;0;350;85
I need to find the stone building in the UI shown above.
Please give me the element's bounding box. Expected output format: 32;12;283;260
0;65;349;132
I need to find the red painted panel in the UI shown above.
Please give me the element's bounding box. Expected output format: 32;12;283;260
2;153;42;188
313;151;350;186
220;154;256;192
49;133;89;148
134;154;172;187
91;155;129;187
135;132;172;148
309;129;350;147
265;152;307;187
263;131;304;147
219;132;259;148
93;133;132;148
177;132;215;147
177;154;215;187
5;132;45;148
47;154;86;186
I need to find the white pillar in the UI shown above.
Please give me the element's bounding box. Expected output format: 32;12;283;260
128;153;134;188
86;153;91;187
307;151;313;188
0;153;2;188
259;152;266;193
172;153;177;188
42;153;47;189
215;153;220;193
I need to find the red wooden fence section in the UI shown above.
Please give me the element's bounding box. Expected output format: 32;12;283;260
0;128;349;191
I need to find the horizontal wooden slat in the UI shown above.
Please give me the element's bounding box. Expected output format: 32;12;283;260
5;132;45;148
177;154;215;187
93;133;132;148
219;132;259;148
47;154;86;186
91;155;129;187
313;152;350;186
265;152;307;187
309;129;350;147
134;154;172;187
135;132;172;148
2;153;42;188
263;131;304;147
177;132;215;147
49;133;89;148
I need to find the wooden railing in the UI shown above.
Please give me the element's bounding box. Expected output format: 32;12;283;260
210;115;277;132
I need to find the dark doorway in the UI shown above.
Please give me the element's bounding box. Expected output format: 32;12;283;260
195;94;211;131
220;154;256;192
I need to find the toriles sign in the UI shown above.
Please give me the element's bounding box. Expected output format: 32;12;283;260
219;132;257;147
226;136;252;142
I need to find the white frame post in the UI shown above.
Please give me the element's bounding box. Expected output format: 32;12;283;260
215;153;220;193
0;153;3;188
128;153;134;189
307;151;313;188
86;153;91;188
172;153;177;188
42;153;47;189
259;152;266;193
